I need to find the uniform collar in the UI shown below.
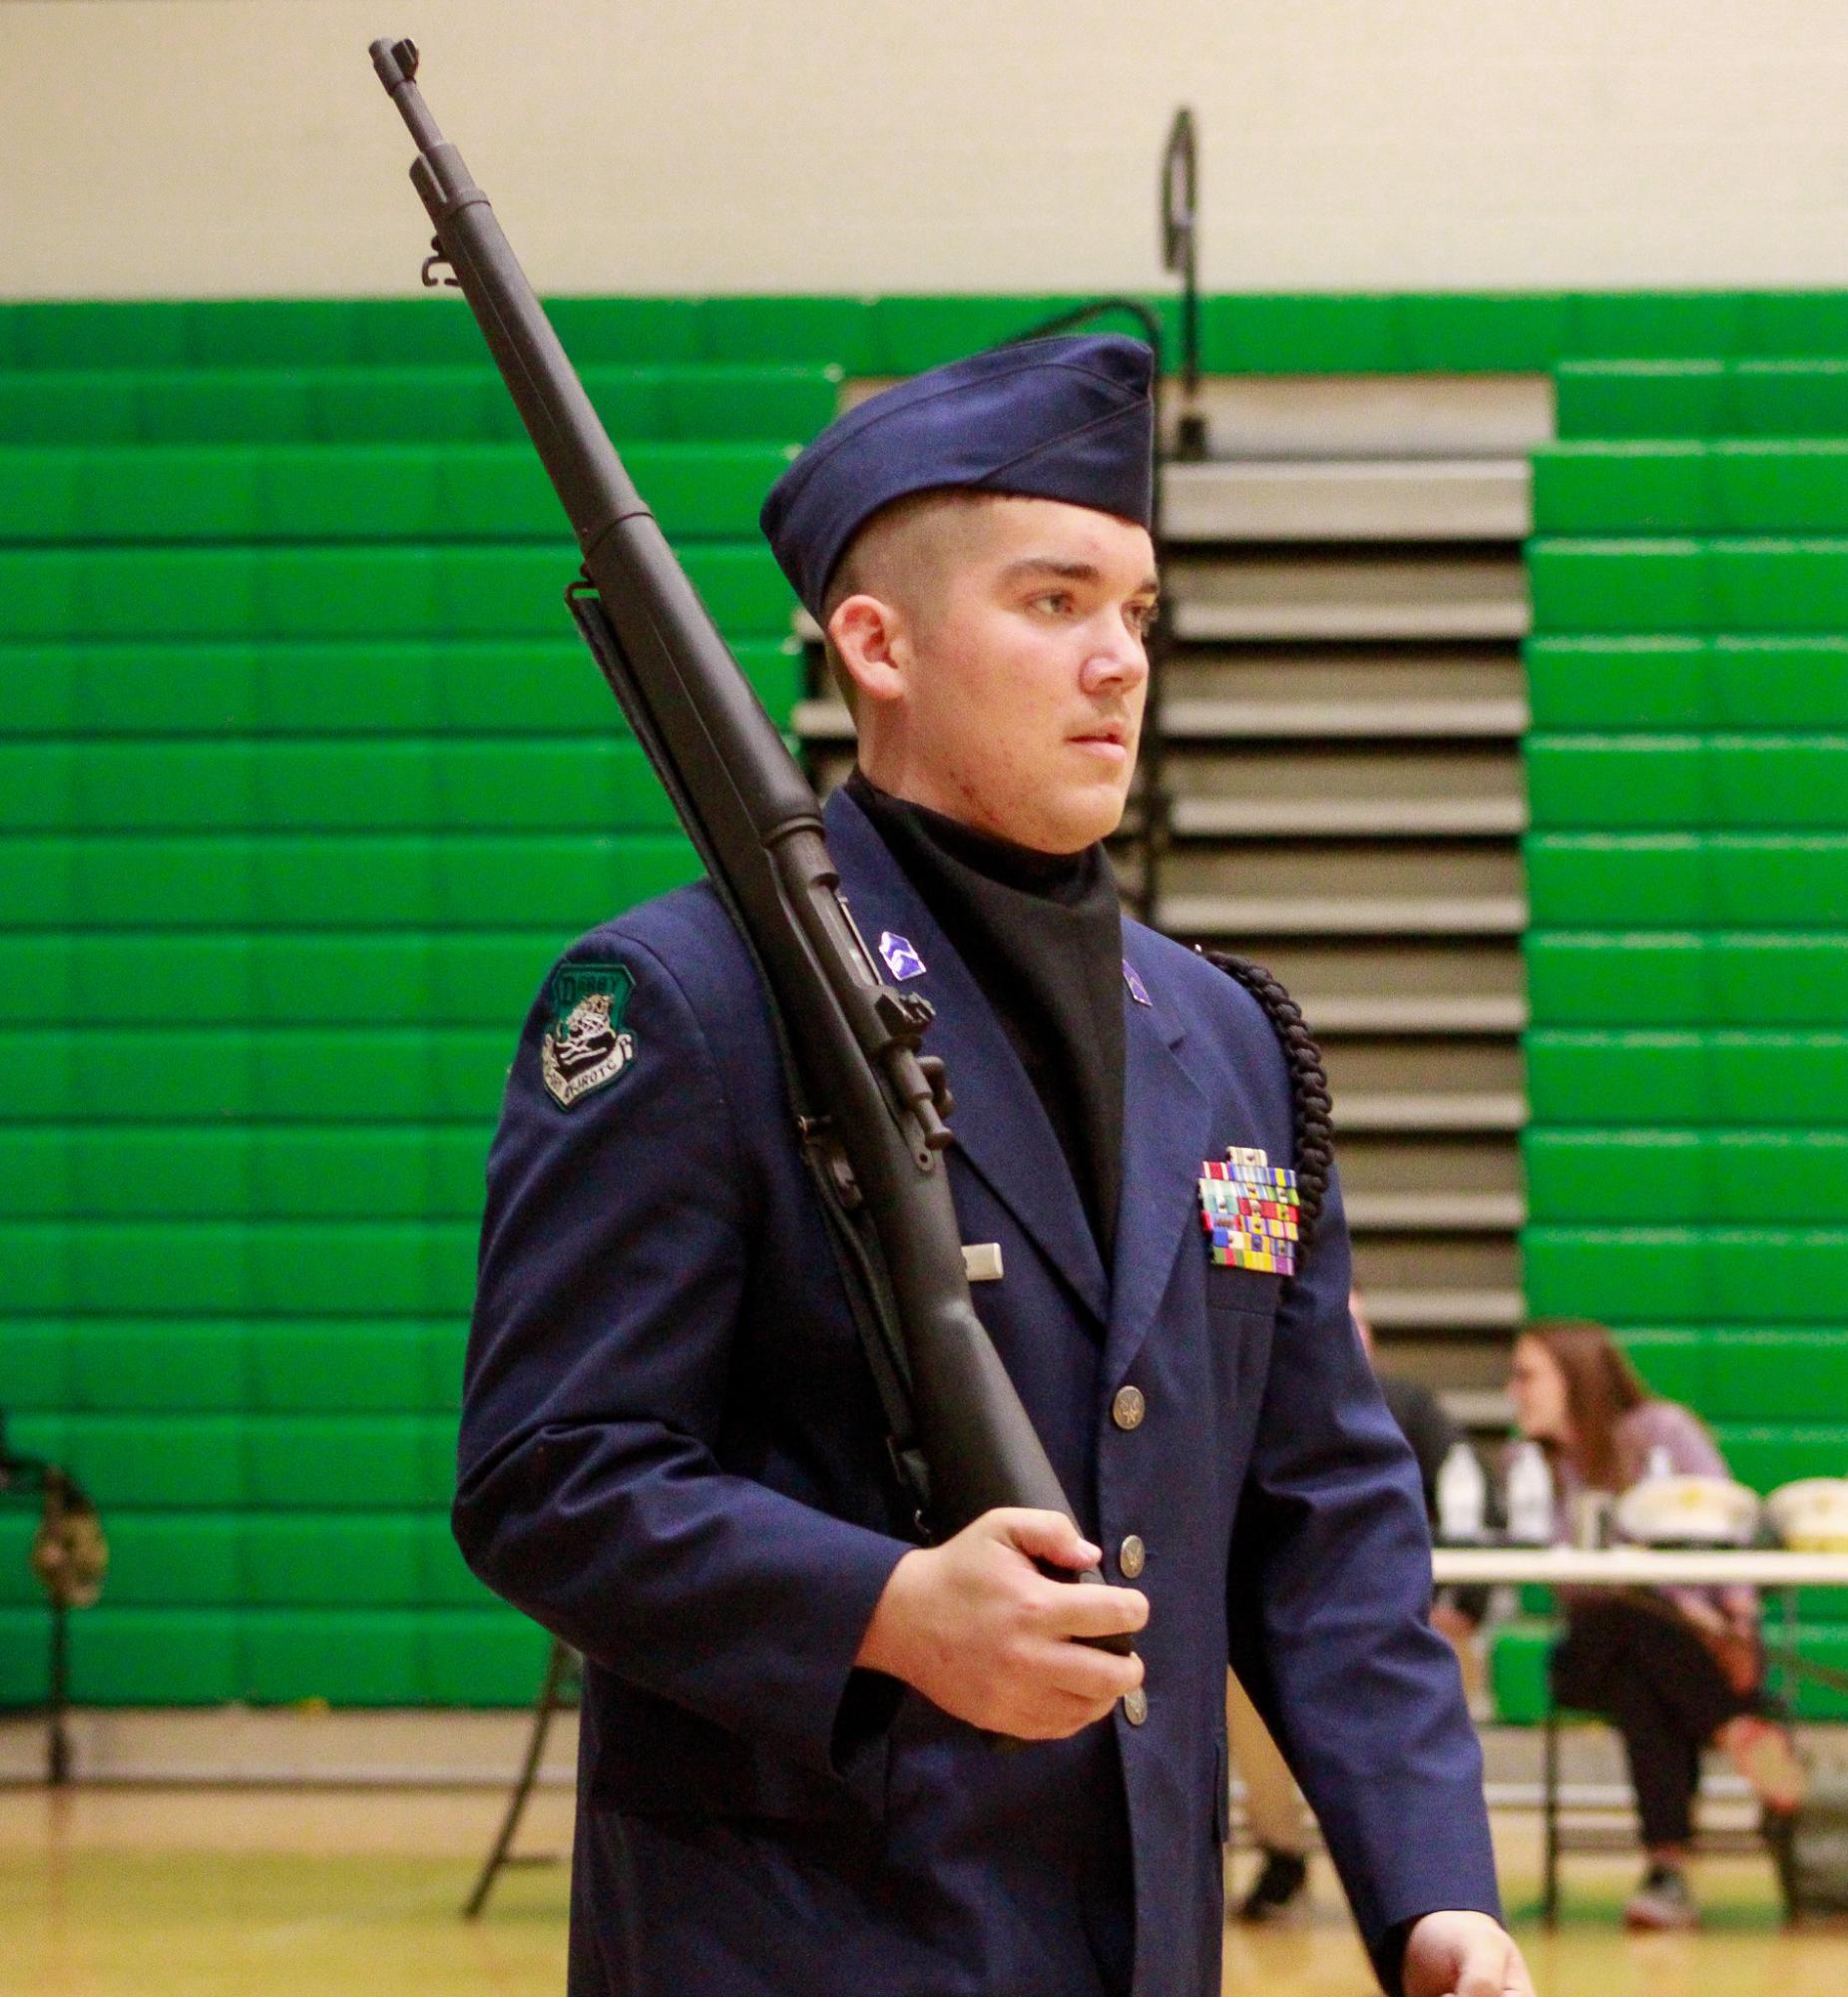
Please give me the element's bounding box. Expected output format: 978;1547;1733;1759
825;785;1209;1380
826;784;1111;1323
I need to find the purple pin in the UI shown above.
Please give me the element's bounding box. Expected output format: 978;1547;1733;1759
1123;959;1152;1007
879;931;926;981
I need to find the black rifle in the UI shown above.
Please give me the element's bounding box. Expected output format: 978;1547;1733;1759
369;38;1129;1647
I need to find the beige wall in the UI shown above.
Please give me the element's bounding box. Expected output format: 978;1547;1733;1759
6;0;1848;300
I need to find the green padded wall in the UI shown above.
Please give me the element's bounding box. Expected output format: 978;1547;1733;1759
7;292;1848;1711
1518;339;1848;1722
0;301;820;1708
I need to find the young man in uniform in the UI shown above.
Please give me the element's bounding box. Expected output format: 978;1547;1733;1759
456;334;1534;1997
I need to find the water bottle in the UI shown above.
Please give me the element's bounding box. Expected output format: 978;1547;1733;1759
1436;1441;1487;1545
1505;1440;1556;1545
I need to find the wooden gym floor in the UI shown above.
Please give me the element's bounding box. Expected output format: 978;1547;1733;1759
1;1786;1845;1997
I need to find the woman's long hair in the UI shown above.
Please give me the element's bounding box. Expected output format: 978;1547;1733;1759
1522;1318;1653;1492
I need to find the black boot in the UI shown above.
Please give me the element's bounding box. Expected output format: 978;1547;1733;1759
1236;1848;1308;1923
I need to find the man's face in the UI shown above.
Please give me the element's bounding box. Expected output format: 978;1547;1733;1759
834;495;1156;853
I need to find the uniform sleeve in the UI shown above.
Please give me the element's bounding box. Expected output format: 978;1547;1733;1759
1224;1169;1503;1981
453;930;911;1778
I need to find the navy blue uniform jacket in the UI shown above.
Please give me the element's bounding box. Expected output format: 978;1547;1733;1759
457;786;1501;1996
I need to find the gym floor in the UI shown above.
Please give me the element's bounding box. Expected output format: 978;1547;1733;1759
2;1787;1844;1997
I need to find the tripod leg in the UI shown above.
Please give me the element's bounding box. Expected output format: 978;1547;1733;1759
463;1637;573;1919
47;1601;72;1786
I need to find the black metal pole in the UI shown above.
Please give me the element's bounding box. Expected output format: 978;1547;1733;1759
463;1638;576;1918
1002;290;1174;932
46;1599;71;1785
1160;109;1204;457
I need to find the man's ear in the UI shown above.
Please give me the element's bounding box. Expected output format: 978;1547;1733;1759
826;593;909;709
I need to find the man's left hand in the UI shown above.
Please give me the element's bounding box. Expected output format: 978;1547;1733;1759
1402;1911;1535;1997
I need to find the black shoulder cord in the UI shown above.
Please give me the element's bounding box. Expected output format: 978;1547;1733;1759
1198;949;1335;1255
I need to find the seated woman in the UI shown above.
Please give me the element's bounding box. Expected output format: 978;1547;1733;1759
1509;1319;1805;1930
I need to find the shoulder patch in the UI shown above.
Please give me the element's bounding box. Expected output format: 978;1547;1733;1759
541;960;637;1109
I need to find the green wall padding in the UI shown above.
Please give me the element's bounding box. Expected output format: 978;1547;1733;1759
16;287;1848;380
0;308;825;1708
1514;299;1848;1724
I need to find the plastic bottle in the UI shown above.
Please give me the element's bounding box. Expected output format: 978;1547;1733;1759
1436;1441;1487;1545
1504;1440;1556;1545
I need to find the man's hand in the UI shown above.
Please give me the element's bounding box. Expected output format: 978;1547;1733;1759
1403;1911;1535;1997
855;1509;1148;1739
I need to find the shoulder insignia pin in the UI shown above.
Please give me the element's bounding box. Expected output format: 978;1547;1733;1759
879;931;926;981
541;960;638;1109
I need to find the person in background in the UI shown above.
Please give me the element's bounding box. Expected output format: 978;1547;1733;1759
1231;1291;1488;1922
1510;1318;1806;1931
1354;1291;1491;1693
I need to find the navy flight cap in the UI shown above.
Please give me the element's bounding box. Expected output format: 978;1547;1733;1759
759;332;1155;617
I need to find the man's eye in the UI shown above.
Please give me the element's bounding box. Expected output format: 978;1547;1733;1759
1032;592;1073;616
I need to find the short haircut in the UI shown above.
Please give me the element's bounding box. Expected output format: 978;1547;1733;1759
817;488;1007;714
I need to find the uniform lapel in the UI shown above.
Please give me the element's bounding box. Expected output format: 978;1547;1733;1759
824;789;1112;1325
1104;944;1214;1391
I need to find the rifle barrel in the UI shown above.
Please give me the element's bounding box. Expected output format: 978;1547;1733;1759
369;43;1127;1645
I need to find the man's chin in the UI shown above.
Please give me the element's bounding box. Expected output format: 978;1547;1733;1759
1035;783;1130;853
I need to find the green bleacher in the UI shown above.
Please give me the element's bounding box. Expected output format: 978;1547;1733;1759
4;292;1848;1711
1515;340;1848;1724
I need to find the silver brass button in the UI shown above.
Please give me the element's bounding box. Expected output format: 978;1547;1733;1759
1119;1534;1146;1579
1112;1385;1146;1431
1123;1686;1149;1726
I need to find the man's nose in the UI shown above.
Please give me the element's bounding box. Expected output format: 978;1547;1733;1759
1080;627;1149;695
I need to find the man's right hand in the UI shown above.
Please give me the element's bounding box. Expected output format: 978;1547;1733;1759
855;1509;1149;1739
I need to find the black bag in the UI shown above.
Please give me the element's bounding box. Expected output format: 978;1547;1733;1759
1772;1764;1848;1916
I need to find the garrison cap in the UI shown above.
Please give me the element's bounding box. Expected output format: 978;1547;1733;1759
759;332;1155;617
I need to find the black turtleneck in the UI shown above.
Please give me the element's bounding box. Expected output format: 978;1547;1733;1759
845;768;1128;1262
